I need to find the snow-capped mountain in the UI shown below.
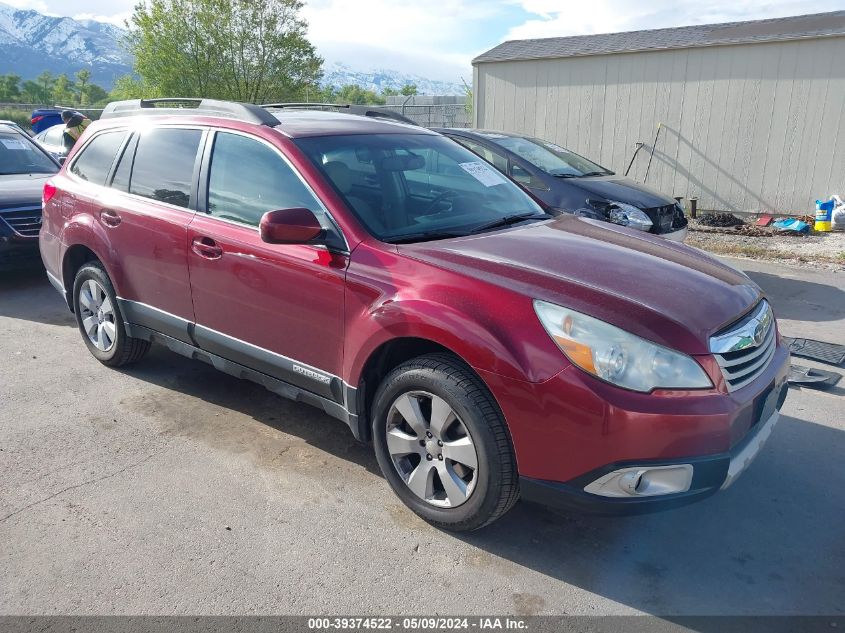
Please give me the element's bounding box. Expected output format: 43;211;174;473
0;2;464;95
320;62;465;96
0;2;131;88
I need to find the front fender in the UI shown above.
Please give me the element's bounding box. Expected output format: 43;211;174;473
343;243;567;387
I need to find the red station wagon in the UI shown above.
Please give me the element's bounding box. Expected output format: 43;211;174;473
40;99;789;531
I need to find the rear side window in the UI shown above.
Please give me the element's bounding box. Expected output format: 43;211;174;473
70;131;126;185
206;132;321;227
130;128;202;208
451;137;508;173
45;126;64;145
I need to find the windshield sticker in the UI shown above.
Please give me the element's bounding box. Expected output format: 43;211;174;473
1;138;28;150
459;161;506;187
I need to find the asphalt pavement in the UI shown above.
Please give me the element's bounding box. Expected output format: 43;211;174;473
0;257;843;616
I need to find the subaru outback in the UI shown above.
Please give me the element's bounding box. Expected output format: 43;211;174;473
40;98;789;531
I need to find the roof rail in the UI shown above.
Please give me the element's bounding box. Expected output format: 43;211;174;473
261;102;418;126
100;98;279;126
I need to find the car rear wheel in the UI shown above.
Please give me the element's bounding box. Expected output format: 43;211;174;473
372;353;519;531
72;262;149;367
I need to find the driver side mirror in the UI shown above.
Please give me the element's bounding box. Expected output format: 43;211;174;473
259;208;323;245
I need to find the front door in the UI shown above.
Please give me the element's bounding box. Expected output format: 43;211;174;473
187;130;348;402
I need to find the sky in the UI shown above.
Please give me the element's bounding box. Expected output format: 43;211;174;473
4;0;845;81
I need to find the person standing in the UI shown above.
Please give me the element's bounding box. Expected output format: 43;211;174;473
61;110;91;151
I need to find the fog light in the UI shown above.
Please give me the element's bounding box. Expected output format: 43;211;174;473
584;464;693;498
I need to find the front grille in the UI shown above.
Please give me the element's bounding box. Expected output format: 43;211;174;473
710;301;777;391
645;204;675;232
0;208;42;237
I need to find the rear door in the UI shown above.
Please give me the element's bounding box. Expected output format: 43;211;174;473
187;130;348;401
93;126;204;342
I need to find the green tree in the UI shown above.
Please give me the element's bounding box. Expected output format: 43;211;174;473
52;74;75;105
334;84;385;105
461;76;472;118
109;74;148;101
381;87;399;97
37;71;54;99
75;68;92;105
400;83;418;96
0;74;22;101
21;80;43;103
86;84;109;105
126;0;323;103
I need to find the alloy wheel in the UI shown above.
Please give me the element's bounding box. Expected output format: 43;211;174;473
386;390;479;508
78;279;116;352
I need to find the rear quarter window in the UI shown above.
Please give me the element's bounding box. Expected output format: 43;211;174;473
70;131;127;185
129;128;202;209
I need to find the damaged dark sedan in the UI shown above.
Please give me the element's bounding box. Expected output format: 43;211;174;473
0;122;59;270
435;128;688;241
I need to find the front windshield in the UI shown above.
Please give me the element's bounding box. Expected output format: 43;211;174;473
295;133;546;242
0;132;58;175
491;136;613;178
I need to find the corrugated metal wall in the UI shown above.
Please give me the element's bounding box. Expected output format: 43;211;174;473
474;37;845;214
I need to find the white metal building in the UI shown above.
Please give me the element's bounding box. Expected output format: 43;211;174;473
472;12;845;214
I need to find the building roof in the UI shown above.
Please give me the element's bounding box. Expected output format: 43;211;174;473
473;11;845;64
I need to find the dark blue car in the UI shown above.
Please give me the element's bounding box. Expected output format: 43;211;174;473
434;128;688;241
30;109;65;134
0;122;59;269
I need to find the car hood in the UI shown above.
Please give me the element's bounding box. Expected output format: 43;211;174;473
566;174;676;209
0;173;51;210
399;216;761;354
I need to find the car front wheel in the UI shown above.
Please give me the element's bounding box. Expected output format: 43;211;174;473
372;353;519;531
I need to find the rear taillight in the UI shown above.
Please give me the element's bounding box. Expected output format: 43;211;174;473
31;115;44;125
43;182;57;206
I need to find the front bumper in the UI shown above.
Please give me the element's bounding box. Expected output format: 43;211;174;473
519;387;786;515
0;236;41;270
478;340;790;514
659;225;689;242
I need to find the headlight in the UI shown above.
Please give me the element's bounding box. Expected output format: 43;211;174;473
607;201;652;231
534;300;712;392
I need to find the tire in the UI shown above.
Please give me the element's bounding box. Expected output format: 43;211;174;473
72;262;150;367
372;353;519;531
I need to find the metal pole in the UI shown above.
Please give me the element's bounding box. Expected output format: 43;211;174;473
643;123;662;183
624;143;644;177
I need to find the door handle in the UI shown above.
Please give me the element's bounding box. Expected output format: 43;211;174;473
99;208;122;227
191;236;223;260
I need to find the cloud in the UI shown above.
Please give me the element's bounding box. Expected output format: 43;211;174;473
2;0;55;15
505;0;845;40
301;0;508;79
72;11;131;27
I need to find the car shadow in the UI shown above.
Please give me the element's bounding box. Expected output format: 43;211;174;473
744;270;845;326
120;344;844;615
118;345;382;478
0;265;76;327
453;409;845;615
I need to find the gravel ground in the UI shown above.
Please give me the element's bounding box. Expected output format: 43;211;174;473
687;222;845;271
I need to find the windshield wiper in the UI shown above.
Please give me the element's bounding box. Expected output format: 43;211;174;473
384;230;469;244
552;173;580;178
579;171;614;177
469;212;549;234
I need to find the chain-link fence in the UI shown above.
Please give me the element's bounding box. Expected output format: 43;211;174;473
1;101;471;129
0;103;104;122
381;104;471;128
